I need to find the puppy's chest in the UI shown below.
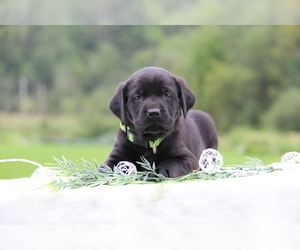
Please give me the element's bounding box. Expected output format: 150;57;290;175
132;145;157;169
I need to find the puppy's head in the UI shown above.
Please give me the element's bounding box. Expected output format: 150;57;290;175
110;67;195;140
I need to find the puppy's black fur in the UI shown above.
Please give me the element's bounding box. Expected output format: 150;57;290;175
104;67;218;177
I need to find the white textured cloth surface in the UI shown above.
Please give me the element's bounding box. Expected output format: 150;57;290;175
1;172;300;249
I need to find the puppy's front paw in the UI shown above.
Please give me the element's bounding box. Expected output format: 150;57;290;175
156;166;186;178
156;159;196;178
156;167;172;178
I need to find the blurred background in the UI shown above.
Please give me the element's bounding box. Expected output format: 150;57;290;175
0;0;299;25
1;25;300;178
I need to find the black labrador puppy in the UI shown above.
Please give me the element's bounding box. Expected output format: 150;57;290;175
104;67;218;177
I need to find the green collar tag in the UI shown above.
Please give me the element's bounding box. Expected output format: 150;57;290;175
120;122;168;154
149;138;163;148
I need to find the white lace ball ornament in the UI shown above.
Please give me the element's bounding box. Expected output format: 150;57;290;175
199;148;224;173
281;152;300;164
280;152;300;171
114;161;137;176
31;167;57;178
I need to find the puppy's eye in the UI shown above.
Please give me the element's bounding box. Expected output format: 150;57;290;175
164;93;172;99
133;95;141;101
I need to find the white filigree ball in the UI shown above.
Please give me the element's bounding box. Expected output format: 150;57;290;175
281;152;300;164
280;152;300;171
199;148;224;173
114;161;137;176
31;167;57;178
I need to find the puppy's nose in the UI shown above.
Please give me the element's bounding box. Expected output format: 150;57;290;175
147;108;161;118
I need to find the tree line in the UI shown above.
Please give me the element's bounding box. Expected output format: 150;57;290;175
0;26;300;134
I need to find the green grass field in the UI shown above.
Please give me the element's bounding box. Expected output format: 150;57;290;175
0;141;284;179
0;114;298;179
0;144;113;179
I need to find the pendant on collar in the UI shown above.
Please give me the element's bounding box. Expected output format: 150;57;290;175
153;146;157;154
149;138;163;154
120;122;168;154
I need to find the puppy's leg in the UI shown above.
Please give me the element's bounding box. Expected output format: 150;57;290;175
102;137;136;170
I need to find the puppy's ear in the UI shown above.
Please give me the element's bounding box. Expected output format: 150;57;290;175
174;76;196;118
110;82;127;124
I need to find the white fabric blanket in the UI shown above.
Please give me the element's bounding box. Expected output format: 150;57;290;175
1;171;300;249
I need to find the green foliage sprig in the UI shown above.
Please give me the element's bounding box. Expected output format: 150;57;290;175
45;156;280;192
